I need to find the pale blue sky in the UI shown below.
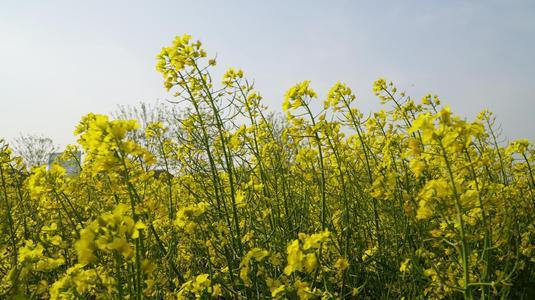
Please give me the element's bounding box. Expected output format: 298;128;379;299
1;0;534;146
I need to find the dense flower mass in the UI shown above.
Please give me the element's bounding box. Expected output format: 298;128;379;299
1;35;534;299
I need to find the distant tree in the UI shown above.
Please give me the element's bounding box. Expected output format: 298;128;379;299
12;134;57;169
113;101;171;145
112;101;185;170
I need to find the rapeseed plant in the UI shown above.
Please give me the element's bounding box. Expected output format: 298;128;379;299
0;35;533;299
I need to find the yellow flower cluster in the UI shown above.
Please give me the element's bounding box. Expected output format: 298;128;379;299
75;203;145;264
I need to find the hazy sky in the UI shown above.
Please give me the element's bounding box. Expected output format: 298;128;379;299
1;0;534;147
